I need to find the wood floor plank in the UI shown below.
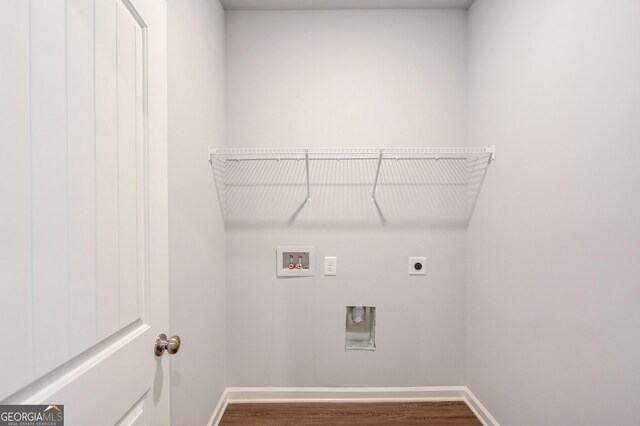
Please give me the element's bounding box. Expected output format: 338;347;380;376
219;401;482;425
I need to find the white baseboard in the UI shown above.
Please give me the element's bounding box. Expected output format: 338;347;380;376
208;386;498;426
464;387;500;426
207;388;230;426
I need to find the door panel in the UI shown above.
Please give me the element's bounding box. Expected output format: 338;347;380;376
1;0;169;424
117;396;148;426
30;0;70;378
0;0;33;397
68;0;98;357
26;324;155;425
95;0;121;342
117;2;144;328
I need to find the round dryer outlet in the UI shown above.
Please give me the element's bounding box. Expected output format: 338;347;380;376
409;257;427;275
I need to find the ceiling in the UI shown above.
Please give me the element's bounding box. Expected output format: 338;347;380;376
221;0;475;11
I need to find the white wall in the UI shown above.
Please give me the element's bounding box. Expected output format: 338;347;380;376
226;10;466;149
167;0;226;424
466;0;640;424
225;10;468;387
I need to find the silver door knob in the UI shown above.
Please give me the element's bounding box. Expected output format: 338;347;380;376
155;334;181;356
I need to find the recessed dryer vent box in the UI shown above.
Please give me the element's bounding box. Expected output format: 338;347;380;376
276;246;315;277
345;306;376;351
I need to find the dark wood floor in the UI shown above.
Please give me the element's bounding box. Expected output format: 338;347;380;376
219;401;482;425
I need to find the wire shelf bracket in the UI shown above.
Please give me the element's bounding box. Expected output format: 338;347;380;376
371;150;384;202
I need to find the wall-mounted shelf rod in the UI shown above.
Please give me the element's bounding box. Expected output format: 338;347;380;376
217;156;477;162
208;147;495;161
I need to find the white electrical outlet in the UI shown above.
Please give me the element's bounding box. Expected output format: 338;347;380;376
324;256;337;276
409;257;427;275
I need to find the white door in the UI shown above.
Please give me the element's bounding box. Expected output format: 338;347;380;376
0;0;170;424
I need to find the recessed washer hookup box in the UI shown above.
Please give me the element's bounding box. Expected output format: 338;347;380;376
276;246;315;277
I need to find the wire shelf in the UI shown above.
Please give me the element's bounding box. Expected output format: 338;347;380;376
208;147;494;226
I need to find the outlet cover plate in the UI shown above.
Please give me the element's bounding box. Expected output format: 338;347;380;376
324;256;337;276
409;257;427;275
